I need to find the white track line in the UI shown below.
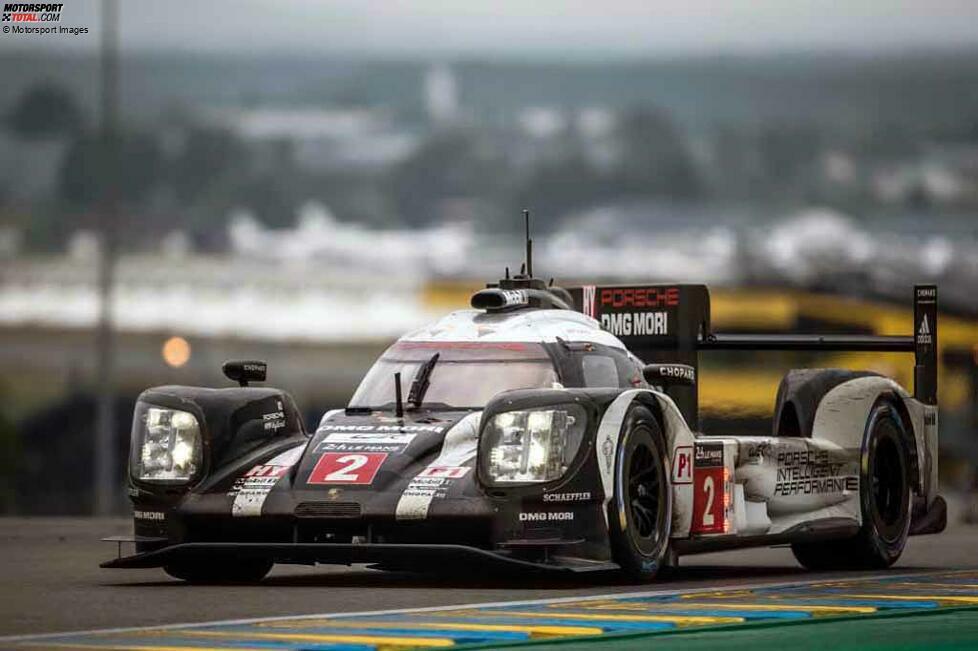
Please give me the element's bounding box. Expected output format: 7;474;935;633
0;568;967;644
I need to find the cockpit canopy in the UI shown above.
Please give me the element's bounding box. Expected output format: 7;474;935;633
349;341;559;411
348;339;645;411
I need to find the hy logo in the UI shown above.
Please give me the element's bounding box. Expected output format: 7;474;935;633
582;285;597;318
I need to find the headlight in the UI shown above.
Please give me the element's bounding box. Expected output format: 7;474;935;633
480;404;586;484
132;405;202;483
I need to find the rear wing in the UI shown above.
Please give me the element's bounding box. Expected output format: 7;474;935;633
566;284;937;428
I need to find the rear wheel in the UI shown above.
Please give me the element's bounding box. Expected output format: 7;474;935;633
164;558;273;584
608;405;672;582
792;401;912;570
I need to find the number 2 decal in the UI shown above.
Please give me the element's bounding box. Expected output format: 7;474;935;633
701;475;715;527
308;452;388;485
324;455;370;482
691;453;724;534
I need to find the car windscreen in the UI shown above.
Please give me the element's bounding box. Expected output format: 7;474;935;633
348;341;559;410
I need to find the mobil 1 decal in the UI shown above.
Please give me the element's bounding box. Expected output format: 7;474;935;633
395;465;472;521
578;285;679;341
691;442;726;534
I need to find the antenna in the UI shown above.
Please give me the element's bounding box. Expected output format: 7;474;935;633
394;372;404;418
505;266;510;280
523;209;533;277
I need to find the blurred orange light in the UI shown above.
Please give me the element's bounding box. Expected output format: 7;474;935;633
162;336;191;368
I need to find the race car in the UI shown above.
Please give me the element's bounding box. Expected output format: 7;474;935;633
104;238;945;583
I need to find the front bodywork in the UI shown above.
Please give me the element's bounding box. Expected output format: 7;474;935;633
112;389;630;572
107;378;940;573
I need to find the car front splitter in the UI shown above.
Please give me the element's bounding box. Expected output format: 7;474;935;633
100;541;620;574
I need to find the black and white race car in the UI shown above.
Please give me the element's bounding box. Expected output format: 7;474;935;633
105;245;945;583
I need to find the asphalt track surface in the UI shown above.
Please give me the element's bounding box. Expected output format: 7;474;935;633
3;518;978;647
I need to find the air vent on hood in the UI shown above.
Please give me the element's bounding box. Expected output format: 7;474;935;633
294;502;362;518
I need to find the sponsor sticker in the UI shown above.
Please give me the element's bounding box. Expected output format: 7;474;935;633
418;465;470;479
599;286;679;309
519;511;574;522
319;430;420;443
133;510;164;521
320;424;442;435
773;448;857;497
695;442;724;468
317;430;420;454
262;400;286;432
917;314;933;345
582;285;597;318
308;452;388;485
601;436;614;473
500;289;529;306
543;491;592;502
230;445;305;517
400;476;450;498
600;311;669;337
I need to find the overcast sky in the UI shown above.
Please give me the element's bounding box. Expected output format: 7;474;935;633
2;0;978;57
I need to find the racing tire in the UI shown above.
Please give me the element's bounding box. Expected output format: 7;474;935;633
791;400;913;570
163;558;273;584
608;405;672;582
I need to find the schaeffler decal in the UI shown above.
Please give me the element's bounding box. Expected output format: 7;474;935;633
543;491;592;502
307;452;388;485
230;446;304;517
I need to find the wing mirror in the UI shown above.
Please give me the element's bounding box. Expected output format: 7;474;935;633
643;363;696;387
222;360;267;387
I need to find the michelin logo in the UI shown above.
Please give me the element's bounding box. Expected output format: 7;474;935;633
600;311;668;336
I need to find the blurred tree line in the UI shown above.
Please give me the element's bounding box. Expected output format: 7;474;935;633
3;77;976;251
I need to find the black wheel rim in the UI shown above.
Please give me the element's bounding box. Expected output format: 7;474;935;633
870;424;908;542
624;433;666;555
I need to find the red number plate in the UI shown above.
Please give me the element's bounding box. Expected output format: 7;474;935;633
308;452;387;485
691;466;725;534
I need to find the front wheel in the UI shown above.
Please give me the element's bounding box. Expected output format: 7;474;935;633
608;405;672;582
164;558;273;584
792;401;913;570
